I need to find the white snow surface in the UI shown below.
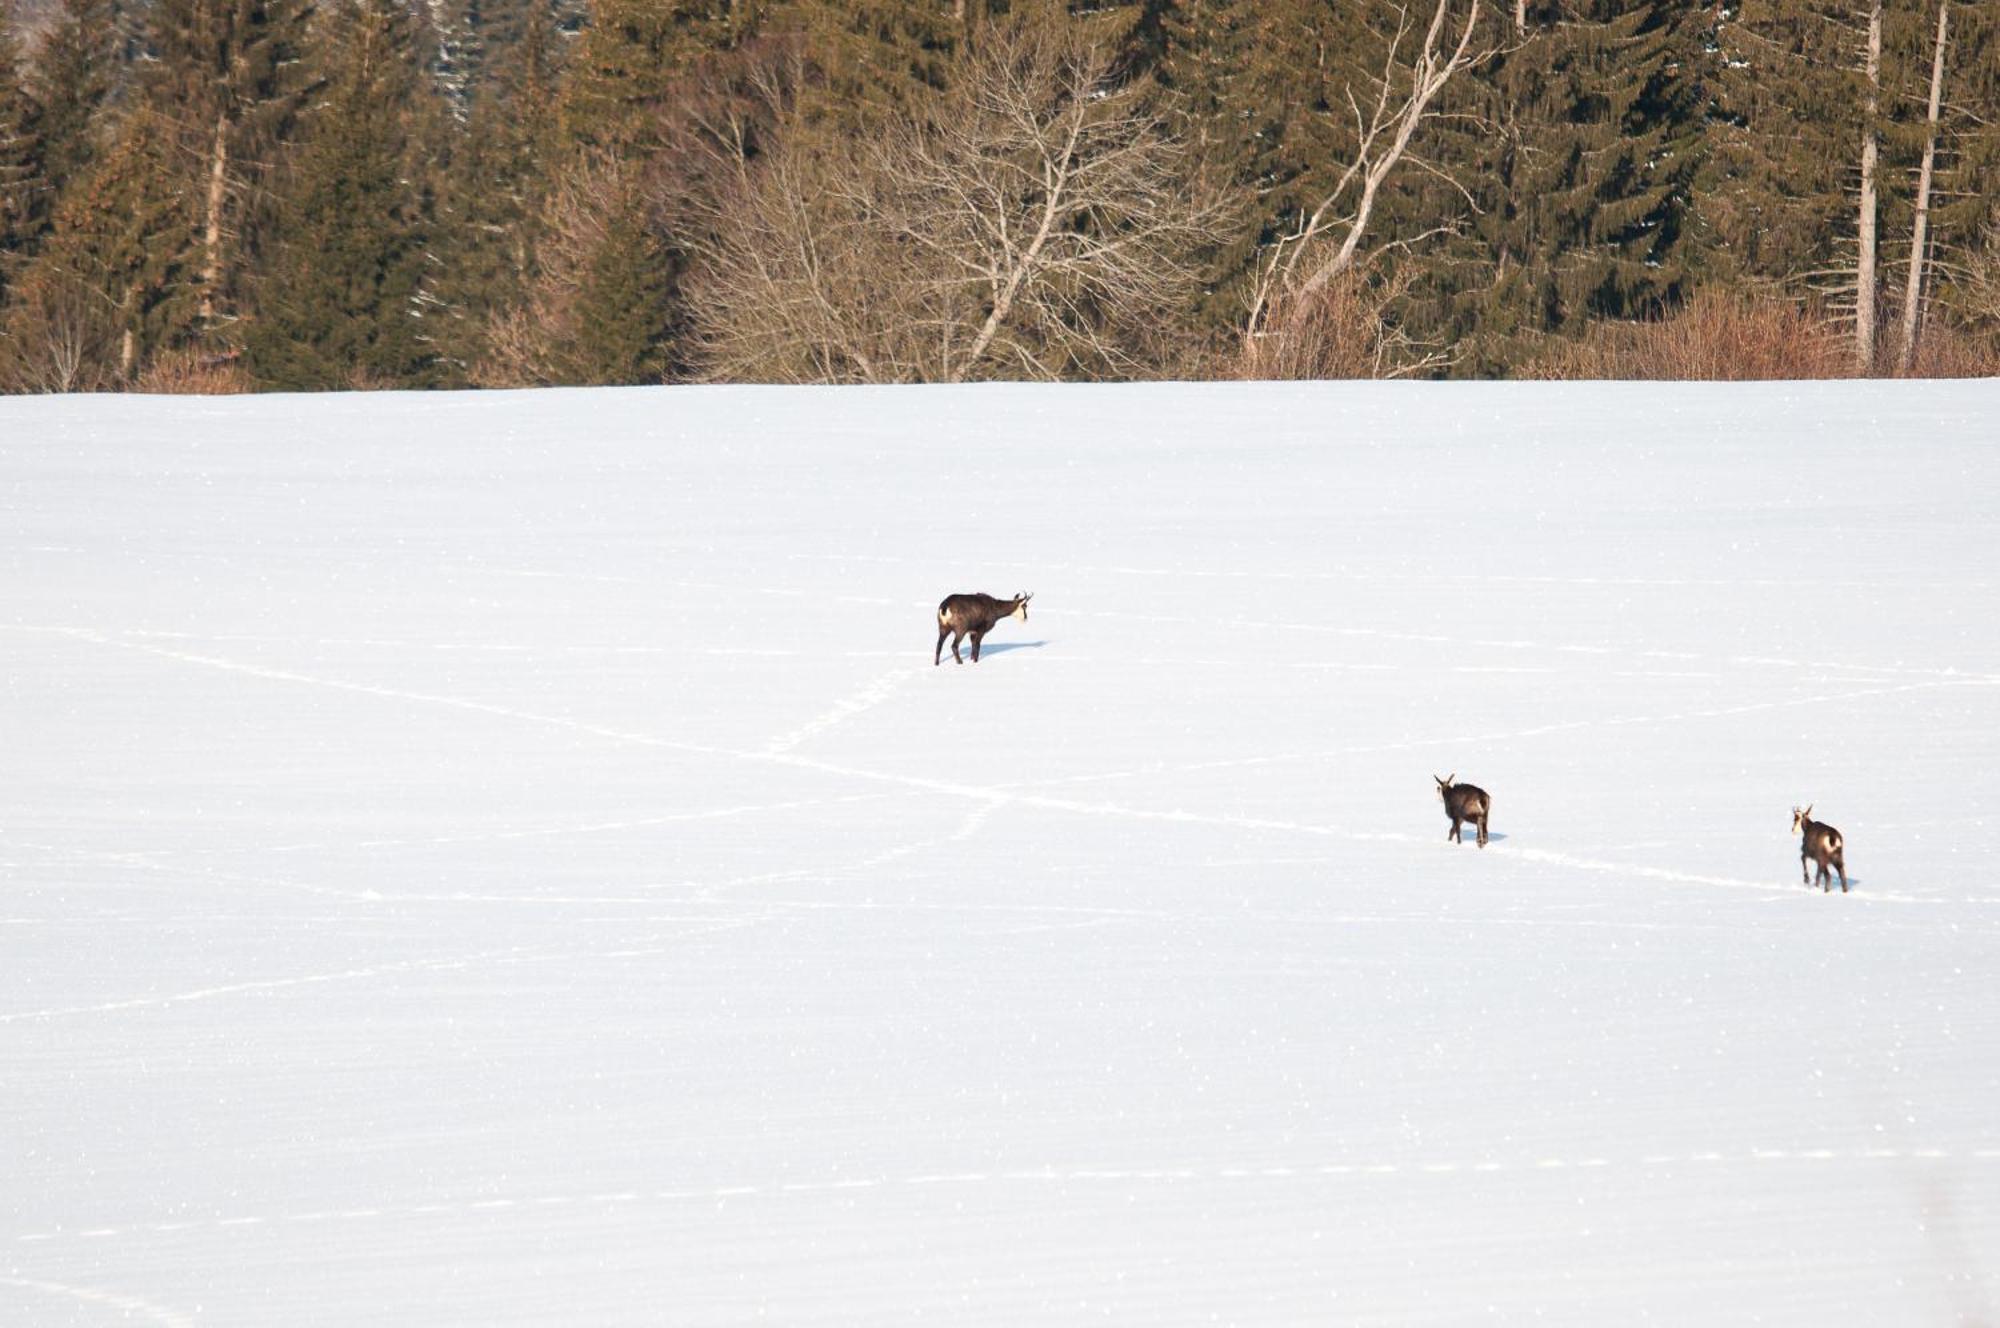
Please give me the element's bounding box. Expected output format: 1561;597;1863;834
4;380;1999;1325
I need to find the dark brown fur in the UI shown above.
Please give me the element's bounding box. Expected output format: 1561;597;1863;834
935;592;1031;665
1791;805;1847;893
1435;773;1490;848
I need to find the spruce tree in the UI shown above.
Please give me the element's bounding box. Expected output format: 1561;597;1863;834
1;104;198;387
428;0;563;379
246;0;435;388
557;178;675;383
783;0;953;126
0;9;47;289
28;0;117;201
138;0;317;340
1447;0;1706;369
559;0;753;149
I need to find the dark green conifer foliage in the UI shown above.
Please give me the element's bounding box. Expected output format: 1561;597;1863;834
558;181;675;383
1703;0;1881;286
247;0;434;389
1139;0;1351;331
1;104;198;385
1447;0;1706;369
138;0;317;340
1928;3;2000;317
561;0;755;148
428;0;564;379
0;9;48;286
782;0;955;125
28;0;118;199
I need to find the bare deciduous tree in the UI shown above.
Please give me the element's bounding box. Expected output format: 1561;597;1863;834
0;269;113;393
684;20;1224;383
1243;0;1489;372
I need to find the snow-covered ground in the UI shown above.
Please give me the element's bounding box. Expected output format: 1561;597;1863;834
4;380;1998;1325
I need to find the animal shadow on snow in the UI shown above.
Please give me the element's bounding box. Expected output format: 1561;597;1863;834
967;640;1049;659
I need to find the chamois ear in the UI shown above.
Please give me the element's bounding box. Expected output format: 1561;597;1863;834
1803;804;1812;819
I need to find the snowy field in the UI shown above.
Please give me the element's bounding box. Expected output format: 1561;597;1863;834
4;380;1999;1325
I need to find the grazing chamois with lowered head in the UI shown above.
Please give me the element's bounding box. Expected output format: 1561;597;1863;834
1791;805;1847;893
1435;773;1491;848
935;591;1032;665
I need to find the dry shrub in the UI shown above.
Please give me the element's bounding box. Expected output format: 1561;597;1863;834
1238;268;1439;380
1897;323;2000;379
0;272;113;392
131;348;251;395
1526;291;1851;381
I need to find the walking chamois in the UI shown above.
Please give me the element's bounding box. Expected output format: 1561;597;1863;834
1435;774;1491;848
1791;805;1848;893
934;592;1031;665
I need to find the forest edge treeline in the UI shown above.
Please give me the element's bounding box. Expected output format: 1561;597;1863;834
1;0;1996;392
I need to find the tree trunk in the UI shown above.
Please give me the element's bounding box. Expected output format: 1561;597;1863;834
1897;0;1949;373
1855;0;1881;371
199;112;229;330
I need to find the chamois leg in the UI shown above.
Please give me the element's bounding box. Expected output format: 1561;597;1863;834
1448;818;1461;843
1801;851;1811;887
969;629;986;663
1476;811;1488;848
935;627;950;666
1834;854;1847;893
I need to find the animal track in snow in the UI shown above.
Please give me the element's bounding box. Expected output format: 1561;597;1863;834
0;1276;197;1327
15;1147;1996;1247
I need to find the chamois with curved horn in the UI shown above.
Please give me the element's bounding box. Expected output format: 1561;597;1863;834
935;592;1032;665
1791;805;1847;893
1435;773;1491;848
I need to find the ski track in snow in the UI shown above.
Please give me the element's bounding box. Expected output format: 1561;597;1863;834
13;1147;2000;1248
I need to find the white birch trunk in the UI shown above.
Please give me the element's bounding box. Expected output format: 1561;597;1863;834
1897;1;1949;373
199;114;229;329
1855;0;1881;371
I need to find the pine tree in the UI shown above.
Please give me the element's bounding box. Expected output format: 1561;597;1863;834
246;0;435;388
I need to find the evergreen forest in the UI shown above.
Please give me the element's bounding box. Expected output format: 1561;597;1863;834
1;0;1997;390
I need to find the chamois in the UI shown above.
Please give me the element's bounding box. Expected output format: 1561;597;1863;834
934;591;1031;665
1435;773;1491;848
1791;805;1847;893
